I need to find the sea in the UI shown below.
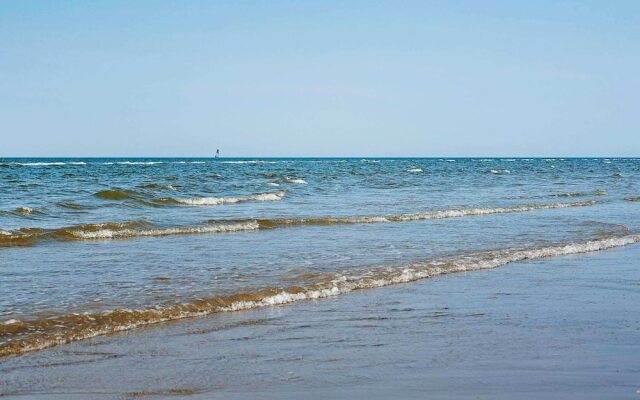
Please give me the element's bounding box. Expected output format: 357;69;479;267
1;157;639;358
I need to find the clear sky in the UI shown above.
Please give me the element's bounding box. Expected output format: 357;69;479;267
1;1;638;157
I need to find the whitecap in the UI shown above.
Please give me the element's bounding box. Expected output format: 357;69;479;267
283;177;307;184
220;160;278;164
175;191;285;205
69;222;260;239
114;161;163;165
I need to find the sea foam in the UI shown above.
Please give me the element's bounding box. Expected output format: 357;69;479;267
2;233;638;358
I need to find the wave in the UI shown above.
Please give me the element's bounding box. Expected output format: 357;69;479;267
549;190;607;198
138;183;177;191
282;178;307;184
103;161;163;165
253;201;596;227
488;168;510;175
156;191;285;206
15;207;34;215
57;221;259;239
1;233;638;358
0;228;42;247
220;160;278;164
0;221;259;246
0;201;595;248
96;185;177;202
0;207;46;218
407;168;423;173
56;201;94;210
624;197;640;202
94;189;143;201
0;161;86;166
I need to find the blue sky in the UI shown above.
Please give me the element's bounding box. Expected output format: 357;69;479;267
1;1;638;157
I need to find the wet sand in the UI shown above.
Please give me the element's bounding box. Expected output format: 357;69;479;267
1;245;639;399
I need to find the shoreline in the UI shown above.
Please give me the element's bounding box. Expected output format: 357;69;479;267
2;244;639;399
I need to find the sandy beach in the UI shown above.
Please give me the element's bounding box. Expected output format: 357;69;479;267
2;244;638;399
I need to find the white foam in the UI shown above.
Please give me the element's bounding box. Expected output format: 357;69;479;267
390;201;594;222
220;160;278;164
489;169;510;174
283;177;307;184
176;191;284;206
12;233;640;357
3;319;20;325
266;182;280;187
407;168;423;173
13;162;85;166
69;222;260;239
114;161;163;165
220;234;640;312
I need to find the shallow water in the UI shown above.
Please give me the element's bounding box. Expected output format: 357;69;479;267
0;157;638;356
1;244;638;399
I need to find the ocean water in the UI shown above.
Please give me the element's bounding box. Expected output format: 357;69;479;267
0;157;638;357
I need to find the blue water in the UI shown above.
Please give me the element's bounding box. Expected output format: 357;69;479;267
0;157;638;356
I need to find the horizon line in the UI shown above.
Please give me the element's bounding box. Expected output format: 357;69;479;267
0;155;637;159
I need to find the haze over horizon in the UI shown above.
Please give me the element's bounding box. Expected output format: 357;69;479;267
1;1;639;157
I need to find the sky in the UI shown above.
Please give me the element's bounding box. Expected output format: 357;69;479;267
0;1;639;157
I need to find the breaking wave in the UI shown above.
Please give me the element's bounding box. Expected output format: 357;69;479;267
0;207;46;218
1;233;638;357
0;201;595;248
0;161;86;167
103;161;163;165
220;160;278;164
253;200;595;227
60;222;259;239
282;178;307;184
0;221;259;246
156;191;285;206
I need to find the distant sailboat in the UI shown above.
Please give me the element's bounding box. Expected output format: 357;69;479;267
214;149;220;158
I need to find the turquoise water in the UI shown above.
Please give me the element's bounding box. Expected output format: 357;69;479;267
0;157;638;356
